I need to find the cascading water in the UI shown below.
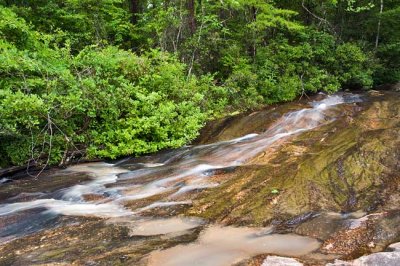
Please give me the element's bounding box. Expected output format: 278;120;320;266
0;93;364;264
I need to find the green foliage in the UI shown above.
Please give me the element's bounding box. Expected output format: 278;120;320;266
5;0;134;50
374;4;400;83
271;189;280;195
345;0;375;12
221;30;374;106
375;43;400;83
0;6;37;49
0;6;216;166
333;43;374;88
0;0;398;168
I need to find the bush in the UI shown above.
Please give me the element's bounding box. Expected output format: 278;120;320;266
0;7;222;166
222;30;375;107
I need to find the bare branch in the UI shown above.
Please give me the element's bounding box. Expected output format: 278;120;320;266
301;0;337;36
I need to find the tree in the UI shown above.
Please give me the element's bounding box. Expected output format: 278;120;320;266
130;0;140;24
375;0;384;48
186;0;196;34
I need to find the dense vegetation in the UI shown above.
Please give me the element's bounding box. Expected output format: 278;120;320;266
0;0;399;168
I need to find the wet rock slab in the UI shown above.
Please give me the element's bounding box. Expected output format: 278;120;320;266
189;91;400;226
0;171;91;202
327;242;400;266
0;91;399;265
0;217;203;265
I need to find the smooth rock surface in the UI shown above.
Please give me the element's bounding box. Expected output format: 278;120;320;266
327;242;400;266
261;256;303;266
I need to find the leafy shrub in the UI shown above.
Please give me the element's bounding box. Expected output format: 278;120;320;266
0;7;220;166
222;30;374;106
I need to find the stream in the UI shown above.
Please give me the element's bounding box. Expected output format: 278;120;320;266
0;91;399;265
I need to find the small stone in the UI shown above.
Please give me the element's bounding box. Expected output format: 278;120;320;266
324;243;334;250
261;256;303;266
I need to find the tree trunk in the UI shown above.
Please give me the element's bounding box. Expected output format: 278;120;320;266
375;0;384;49
252;6;257;60
187;0;196;34
129;0;140;24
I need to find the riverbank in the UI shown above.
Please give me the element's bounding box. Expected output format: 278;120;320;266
0;90;399;265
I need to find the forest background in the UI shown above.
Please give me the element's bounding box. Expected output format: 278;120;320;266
0;0;398;168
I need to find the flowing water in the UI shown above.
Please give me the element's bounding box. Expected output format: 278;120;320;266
1;91;399;265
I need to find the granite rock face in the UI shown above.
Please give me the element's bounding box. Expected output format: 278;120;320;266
327;242;400;266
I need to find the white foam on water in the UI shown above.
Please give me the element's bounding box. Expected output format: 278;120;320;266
232;133;260;142
0;163;132;220
46;201;130;217
118;164;224;202
140;163;165;168
0;178;11;184
0;198;130;218
59;163;129;202
192;134;260;150
311;95;344;108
